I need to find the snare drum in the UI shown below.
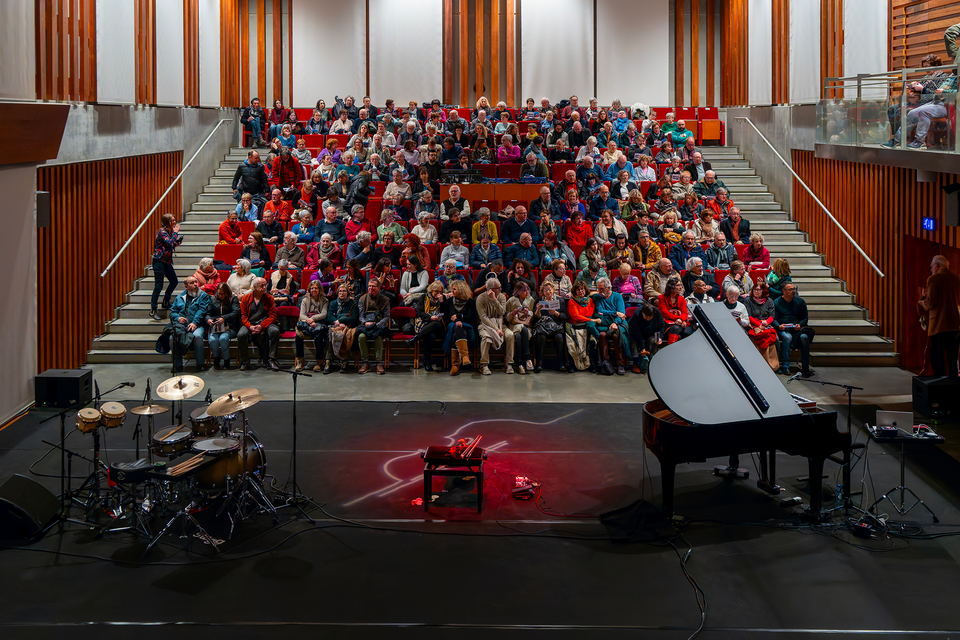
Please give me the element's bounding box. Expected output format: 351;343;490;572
189;406;220;437
192;434;266;491
76;408;101;433
151;424;194;457
100;402;127;429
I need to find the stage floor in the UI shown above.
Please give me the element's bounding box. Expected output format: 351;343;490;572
2;400;960;638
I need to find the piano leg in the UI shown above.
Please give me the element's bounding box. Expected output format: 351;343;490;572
757;451;781;495
658;461;677;518
806;457;826;521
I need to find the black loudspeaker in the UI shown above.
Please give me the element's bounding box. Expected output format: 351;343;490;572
36;191;51;228
35;369;92;409
913;376;960;418
0;474;60;539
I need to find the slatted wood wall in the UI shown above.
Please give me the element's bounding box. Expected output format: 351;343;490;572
892;0;960;69
35;0;98;102
36;152;183;371
721;0;749;106
446;0;517;107
674;0;720;107
792;150;960;354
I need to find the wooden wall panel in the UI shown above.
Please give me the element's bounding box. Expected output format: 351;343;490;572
135;0;157;105
257;0;266;101
892;0;960;69
459;0;469;106
36;152;183;371
490;0;499;106
820;0;844;98
772;0;789;104
272;0;283;102
505;0;515;106
721;0;748;106
792;150;960;357
35;0;97;102
676;0;685;105
220;0;240;107
240;0;250;104
184;0;200;106
443;0;454;104
706;0;715;105
691;0;700;107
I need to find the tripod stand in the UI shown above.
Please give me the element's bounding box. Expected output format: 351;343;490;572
272;367;315;523
217;409;277;539
146;497;220;554
790;375;865;509
38;405;100;529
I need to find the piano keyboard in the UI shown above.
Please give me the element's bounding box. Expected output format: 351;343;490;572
790;393;818;410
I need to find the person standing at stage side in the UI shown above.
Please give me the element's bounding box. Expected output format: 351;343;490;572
150;213;183;321
920;255;960;376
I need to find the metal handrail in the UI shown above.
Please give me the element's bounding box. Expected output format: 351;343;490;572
99;118;233;278
733;117;885;278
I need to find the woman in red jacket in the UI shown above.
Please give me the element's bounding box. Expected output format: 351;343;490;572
743;232;771;269
219;211;244;244
657;278;694;343
563;210;593;247
566;280;601;372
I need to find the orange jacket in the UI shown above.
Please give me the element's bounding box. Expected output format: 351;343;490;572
240;291;277;330
219;220;243;244
264;200;294;224
567;297;596;324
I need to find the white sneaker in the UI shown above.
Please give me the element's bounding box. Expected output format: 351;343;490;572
525;360;534;370
517;365;526;374
505;365;514;374
480;365;491;375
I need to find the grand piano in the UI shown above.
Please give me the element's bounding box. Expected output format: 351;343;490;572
642;303;848;519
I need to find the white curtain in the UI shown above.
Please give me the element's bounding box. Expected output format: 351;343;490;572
597;0;669;107
844;0;888;100
369;0;442;106
521;0;593;104
198;0;221;107
747;0;772;106
156;1;185;106
292;0;366;107
789;0;820;104
96;0;135;104
0;2;35;100
0;166;37;425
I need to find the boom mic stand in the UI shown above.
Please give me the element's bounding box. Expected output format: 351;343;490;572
37;404;95;529
789;375;865;510
272;367;315;523
131;378;151;459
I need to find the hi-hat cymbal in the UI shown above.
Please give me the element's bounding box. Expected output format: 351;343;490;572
157;375;205;401
206;391;263;417
131;404;170;416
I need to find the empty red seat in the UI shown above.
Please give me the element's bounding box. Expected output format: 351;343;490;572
214;244;243;264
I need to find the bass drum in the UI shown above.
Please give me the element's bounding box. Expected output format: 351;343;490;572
192;432;266;492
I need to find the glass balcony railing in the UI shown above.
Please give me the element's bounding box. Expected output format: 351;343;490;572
818;64;959;152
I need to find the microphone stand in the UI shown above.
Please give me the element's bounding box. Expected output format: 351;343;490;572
37;403;94;528
271;367;315;523
131;378;151;459
789;376;865;510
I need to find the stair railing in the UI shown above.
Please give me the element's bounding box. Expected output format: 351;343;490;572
733;117;884;278
100;118;234;278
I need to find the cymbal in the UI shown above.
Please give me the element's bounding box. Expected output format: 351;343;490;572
224;388;259;399
206;392;263;417
156;375;205;401
131;404;170;416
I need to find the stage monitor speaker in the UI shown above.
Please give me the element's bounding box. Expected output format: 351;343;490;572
35;369;92;409
0;474;60;540
913;376;960;418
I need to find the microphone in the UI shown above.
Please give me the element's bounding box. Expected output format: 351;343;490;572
123;381;136;388
95;380;101;400
786;372;802;383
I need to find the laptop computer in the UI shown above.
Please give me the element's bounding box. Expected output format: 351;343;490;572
875;410;914;432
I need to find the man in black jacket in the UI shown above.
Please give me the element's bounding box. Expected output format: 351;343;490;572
241;98;266;147
719;207;751;244
682;152;712;181
256;209;284;245
232;150;269;205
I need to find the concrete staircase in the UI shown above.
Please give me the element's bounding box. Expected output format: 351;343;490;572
87;145;899;366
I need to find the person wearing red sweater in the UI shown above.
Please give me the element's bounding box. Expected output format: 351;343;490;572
743;233;771;269
263;188;294;225
563;211;593;247
657;279;694;343
269;147;303;192
219;211;244;244
345;205;377;243
238;278;280;370
566;280;602;371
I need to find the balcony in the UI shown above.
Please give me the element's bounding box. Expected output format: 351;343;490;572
815;65;960;173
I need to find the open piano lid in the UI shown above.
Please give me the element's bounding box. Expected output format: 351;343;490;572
648;303;802;425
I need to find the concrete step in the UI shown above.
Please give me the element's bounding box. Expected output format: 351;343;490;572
809;352;900;367
804;304;867;320
807;319;880;335
808;334;894;352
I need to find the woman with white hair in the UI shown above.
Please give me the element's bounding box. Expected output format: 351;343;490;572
505;282;537;374
227;258;255;298
193;257;222;295
413;212;438;244
721;285;751;328
575;136;601;162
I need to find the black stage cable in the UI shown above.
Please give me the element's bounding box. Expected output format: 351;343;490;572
29;426;92;480
670;534;706;640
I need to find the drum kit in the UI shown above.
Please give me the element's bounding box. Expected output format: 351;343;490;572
60;374;278;552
